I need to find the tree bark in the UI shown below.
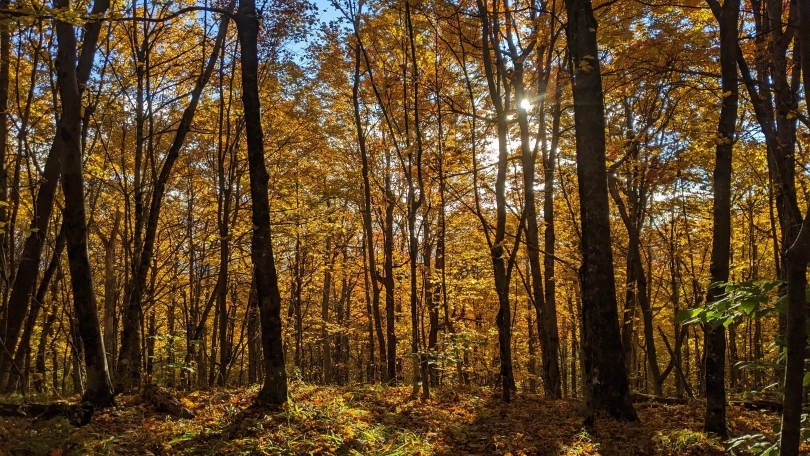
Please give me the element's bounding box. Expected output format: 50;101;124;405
564;0;637;421
4;227;65;393
321;236;334;384
54;4;115;407
703;0;739;439
347;15;388;381
779;1;810;452
236;0;288;405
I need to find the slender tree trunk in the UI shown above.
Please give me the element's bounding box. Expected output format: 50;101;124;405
404;0;426;400
608;166;662;395
102;212;120;372
383;155;396;383
542;94;563;399
779;2;810;452
703;0;739;438
5;227;65;393
34;312;56;393
322;236;334;384
565;0;636;421
236;0;288;405
348;19;388;381
55;10;115;407
475;0;517;403
247;277;260;384
0;0;9;277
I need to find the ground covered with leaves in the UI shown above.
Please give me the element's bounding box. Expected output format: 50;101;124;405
0;382;787;455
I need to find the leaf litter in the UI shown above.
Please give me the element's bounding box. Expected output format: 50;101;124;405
0;382;787;455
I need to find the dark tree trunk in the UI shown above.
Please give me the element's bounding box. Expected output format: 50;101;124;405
34;312;57;393
5;227;65;393
608;156;661;396
247;277;261;384
703;0;739;438
475;0;518;403
321;237;334;384
425;238;440;388
0;0;9;272
564;0;636;421
54;6;115;407
542;92;563;399
102;212;120;372
235;0;288;405
383;160;396;383
403;0;426;400
348;17;387;381
779;2;810;453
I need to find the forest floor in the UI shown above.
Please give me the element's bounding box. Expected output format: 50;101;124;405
0;381;789;455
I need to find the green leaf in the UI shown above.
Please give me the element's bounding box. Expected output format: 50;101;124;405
676;308;702;324
739;300;758;315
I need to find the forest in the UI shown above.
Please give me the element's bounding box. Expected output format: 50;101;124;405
0;0;808;453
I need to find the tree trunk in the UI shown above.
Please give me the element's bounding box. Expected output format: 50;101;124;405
608;164;662;396
383;155;397;383
564;0;637;421
247;277;261;384
54;4;115;407
102;212;120;372
236;0;288;405
403;0;426;400
5;227;65;393
779;2;810;452
348;18;388;381
33;312;56;394
703;0;739;438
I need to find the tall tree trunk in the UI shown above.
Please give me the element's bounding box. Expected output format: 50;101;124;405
703;0;739;438
321;237;334;384
779;2;810;453
0;0;9;278
404;0;426;400
235;0;288;405
34;311;56;393
425;236;440;388
475;0;518;402
102;212;120;372
608;161;662;396
564;0;636;421
383;153;396;383
5;227;65;393
54;5;115;406
542;92;563;399
347;14;388;380
247;277;261;384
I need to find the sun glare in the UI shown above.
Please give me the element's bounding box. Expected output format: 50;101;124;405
520;99;532;111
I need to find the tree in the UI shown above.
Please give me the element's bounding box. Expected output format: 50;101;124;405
235;0;288;405
54;0;115;407
702;0;739;438
564;0;637;421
